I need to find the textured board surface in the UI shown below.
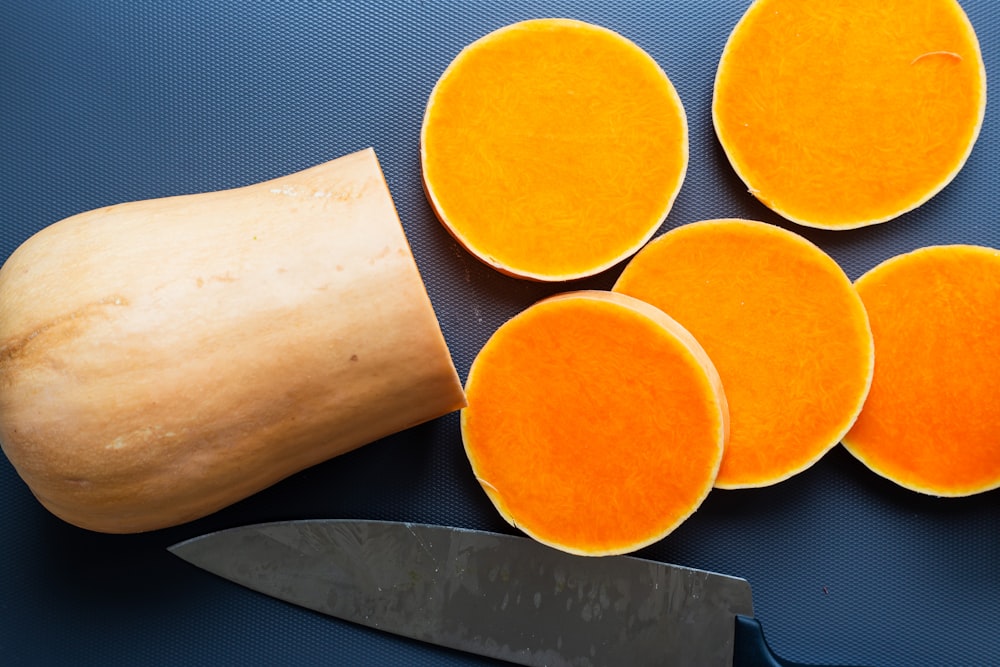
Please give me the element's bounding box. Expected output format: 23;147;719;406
1;2;998;665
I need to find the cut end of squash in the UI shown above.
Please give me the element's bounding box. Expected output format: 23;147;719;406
461;290;727;556
843;245;1000;497
614;219;874;488
421;18;688;280
713;0;986;229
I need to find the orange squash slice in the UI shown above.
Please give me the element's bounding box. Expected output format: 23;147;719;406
843;245;1000;496
421;18;688;280
614;219;874;488
713;0;986;229
461;290;727;556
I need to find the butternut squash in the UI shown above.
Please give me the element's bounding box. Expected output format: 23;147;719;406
843;245;1000;496
461;290;728;556
613;219;874;488
421;18;688;280
0;148;467;533
713;0;986;229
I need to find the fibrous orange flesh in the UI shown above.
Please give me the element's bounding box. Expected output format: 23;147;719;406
843;245;1000;496
713;0;986;229
421;18;688;280
614;219;874;488
461;291;727;556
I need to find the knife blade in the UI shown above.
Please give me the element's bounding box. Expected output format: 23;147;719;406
168;519;820;666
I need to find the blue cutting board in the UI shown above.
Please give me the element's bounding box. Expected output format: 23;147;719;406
1;2;998;665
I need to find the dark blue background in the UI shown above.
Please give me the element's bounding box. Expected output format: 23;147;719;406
1;2;998;665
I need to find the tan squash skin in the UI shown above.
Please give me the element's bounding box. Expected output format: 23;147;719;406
0;148;466;533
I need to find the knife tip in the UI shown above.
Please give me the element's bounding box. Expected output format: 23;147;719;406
166;535;200;561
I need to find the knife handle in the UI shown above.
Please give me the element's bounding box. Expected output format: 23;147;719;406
733;614;840;667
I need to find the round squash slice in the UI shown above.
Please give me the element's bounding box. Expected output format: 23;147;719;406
461;290;727;556
421;18;688;281
713;0;986;229
843;245;1000;496
614;219;874;488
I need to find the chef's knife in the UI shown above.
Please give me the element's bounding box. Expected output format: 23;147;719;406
169;519;835;666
